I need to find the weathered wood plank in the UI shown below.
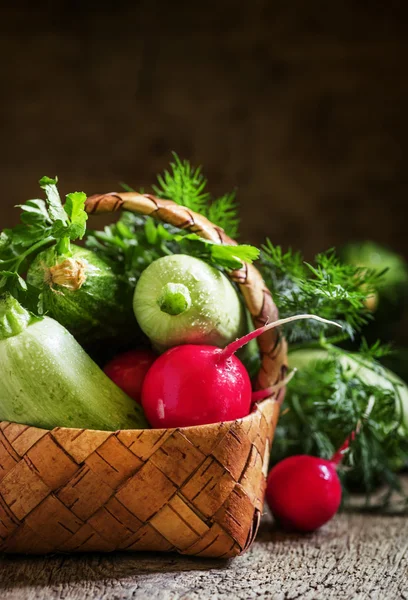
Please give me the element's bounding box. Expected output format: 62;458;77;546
1;510;407;599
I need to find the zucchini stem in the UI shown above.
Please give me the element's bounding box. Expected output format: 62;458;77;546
56;236;71;257
0;294;38;340
158;283;192;316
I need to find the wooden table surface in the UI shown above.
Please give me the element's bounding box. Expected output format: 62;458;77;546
1;509;407;600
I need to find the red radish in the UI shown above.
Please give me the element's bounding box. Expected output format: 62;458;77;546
104;349;156;403
142;344;252;427
266;436;353;532
142;314;340;428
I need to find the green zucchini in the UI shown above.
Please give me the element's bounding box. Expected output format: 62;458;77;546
0;294;148;431
133;254;247;351
27;245;138;344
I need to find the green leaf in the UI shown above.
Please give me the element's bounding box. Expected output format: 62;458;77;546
209;251;243;270
6;224;46;248
17;274;27;291
0;199;52;263
64;192;88;240
156;223;175;241
176;233;259;270
50;220;70;240
0;271;27;292
144;218;158;244
39;176;67;225
17;199;50;226
214;243;259;263
211;244;259;270
116;220;135;240
0;271;15;289
39;176;57;185
0;232;10;252
37;189;89;243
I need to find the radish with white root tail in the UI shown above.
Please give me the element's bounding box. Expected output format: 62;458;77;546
141;314;341;428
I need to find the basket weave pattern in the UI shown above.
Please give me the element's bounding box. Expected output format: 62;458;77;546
0;399;278;557
0;193;287;557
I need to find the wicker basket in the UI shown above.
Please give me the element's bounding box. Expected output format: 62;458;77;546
0;192;287;558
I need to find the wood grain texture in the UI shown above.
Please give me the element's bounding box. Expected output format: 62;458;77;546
0;509;407;599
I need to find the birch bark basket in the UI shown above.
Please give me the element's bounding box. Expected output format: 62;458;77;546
0;193;287;558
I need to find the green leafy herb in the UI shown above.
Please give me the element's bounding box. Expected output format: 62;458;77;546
153;154;210;215
152;153;240;238
0;178;87;297
39;176;67;225
86;212;259;280
175;233;259;270
206;192;240;240
119;181;137;193
64;192;88;240
272;342;408;507
209;241;259;269
259;241;385;343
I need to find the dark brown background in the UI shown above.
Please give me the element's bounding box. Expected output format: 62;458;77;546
1;1;407;259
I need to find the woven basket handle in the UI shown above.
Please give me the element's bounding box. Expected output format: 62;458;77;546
85;192;288;393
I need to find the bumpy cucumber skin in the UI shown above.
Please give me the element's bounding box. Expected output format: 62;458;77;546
27;246;138;344
133;254;247;350
0;316;148;430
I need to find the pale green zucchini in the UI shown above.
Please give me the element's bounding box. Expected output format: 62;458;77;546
0;294;148;431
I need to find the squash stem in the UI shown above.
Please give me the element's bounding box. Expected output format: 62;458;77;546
56;236;71;257
158;283;192;316
0;294;39;340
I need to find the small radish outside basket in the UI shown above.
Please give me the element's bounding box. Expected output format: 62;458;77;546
0;193;287;558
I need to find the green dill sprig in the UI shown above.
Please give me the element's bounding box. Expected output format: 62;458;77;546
259;241;386;343
272;342;408;506
152;153;240;238
153;154;210;215
206;192;240;240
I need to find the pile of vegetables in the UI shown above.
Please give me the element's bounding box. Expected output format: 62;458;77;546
1;154;408;530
